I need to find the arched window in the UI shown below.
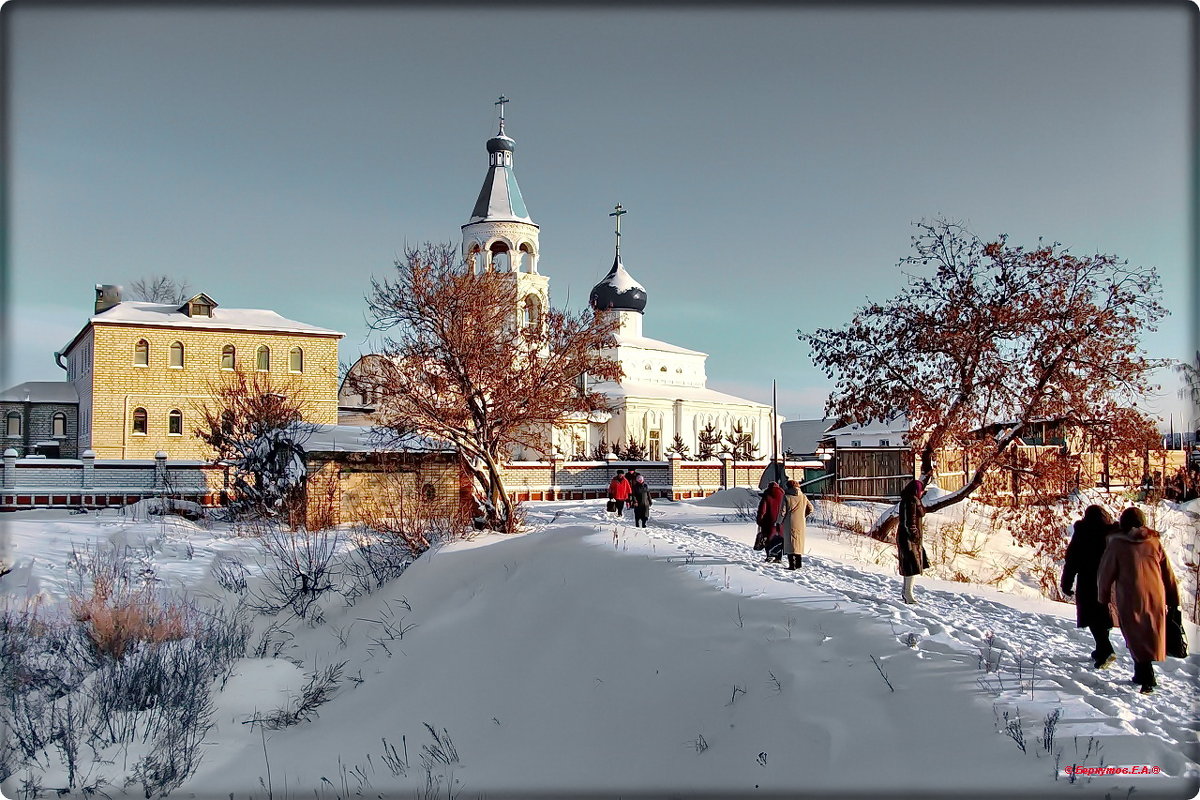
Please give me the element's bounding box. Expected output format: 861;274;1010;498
169;341;184;368
134;339;149;366
221;344;235;370
289;347;303;373
256;345;270;371
51;412;67;437
522;295;541;328
132;407;147;435
168;409;183;435
6;412;22;437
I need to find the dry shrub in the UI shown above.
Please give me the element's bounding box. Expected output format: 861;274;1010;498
294;469;340;532
70;577;190;660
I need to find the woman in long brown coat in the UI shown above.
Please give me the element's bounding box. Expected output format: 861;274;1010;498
1061;505;1117;668
1097;507;1181;694
781;480;815;570
897;479;928;604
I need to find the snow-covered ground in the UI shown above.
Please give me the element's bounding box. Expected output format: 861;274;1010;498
1;494;1197;799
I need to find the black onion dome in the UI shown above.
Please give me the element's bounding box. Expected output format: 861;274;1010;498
486;134;515;154
589;254;647;313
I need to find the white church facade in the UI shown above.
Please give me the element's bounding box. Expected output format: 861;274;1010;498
341;103;776;460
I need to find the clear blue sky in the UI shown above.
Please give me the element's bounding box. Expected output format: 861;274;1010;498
6;4;1196;426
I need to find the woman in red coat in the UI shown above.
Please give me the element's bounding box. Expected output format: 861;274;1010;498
757;482;786;564
1097;507;1182;694
608;470;632;517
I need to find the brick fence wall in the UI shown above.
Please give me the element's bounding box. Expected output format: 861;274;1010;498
499;456;815;502
1;450;225;511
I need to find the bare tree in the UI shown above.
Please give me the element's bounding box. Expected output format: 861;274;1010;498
128;275;192;304
194;368;319;518
802;218;1167;537
356;242;621;531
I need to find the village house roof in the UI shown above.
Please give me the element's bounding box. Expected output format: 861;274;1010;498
59;300;344;356
0;381;79;404
304;424;453;454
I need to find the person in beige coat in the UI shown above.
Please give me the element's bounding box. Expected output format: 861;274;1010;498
1097;507;1181;694
780;480;815;571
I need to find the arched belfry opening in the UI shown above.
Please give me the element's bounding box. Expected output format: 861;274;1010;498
489;241;511;272
518;242;536;273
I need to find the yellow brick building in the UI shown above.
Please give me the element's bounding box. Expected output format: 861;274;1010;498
57;286;344;460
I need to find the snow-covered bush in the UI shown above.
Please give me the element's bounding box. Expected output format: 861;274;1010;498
251;523;344;619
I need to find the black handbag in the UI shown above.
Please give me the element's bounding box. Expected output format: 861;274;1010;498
606;499;617;513
753;530;768;551
1166;607;1188;658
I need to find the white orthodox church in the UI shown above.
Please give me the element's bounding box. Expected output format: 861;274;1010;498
340;103;776;460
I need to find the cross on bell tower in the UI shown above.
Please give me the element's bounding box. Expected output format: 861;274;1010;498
495;95;509;134
610;203;626;258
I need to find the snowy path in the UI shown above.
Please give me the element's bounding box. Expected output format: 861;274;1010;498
530;502;1200;773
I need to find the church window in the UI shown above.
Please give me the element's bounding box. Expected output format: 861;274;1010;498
522;296;541;328
256;345;270;371
648;430;662;461
169;341;184;368
289;347;304;373
168;409;183;435
660;366;667;372
132;408;147;435
6;412;22;437
52;413;67;437
879;439;891;447
134;339;149;366
221;345;235;370
850;440;862;447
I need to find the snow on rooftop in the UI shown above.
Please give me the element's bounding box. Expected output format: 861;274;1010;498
597;262;644;294
590;379;770;408
609;333;705;357
87;301;344;337
0;381;78;404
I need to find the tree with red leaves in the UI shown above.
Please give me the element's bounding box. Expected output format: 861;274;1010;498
356;243;621;532
802;219;1167;538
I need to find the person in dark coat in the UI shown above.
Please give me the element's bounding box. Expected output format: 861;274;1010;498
608;470;632;516
1097;507;1182;694
896;478;928;604
757;482;786;564
629;474;652;527
1061;505;1118;668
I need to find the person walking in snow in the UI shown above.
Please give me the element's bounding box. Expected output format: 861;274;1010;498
781;479;815;570
608;470;632;516
757;481;786;564
896;478;928;604
630;474;652;527
1097;507;1182;694
1061;505;1118;669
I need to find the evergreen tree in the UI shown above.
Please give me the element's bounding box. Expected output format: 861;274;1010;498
591;438;611;461
696;424;722;460
621;435;648;461
724;423;759;460
668;433;691;460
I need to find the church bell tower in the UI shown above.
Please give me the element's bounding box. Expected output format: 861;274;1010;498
461;96;549;335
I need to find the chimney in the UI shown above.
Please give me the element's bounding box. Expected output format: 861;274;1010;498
95;284;123;314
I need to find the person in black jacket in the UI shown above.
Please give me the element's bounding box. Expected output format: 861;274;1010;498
1062;505;1118;668
897;479;928;604
630;474;652;528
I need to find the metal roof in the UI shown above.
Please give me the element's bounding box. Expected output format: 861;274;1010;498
0;381;79;404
